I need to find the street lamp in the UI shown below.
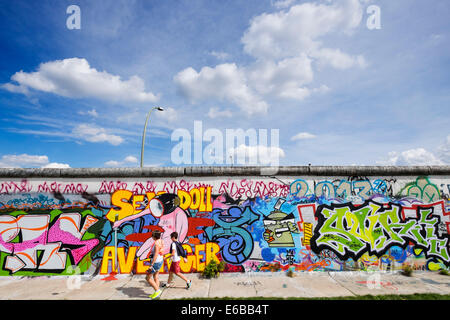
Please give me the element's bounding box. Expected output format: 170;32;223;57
140;106;164;168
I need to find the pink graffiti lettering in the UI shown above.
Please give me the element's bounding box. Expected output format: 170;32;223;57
98;180;128;194
0;213;98;273
218;180;289;199
162;180;212;194
131;181;157;194
37;182;88;194
0;180;32;194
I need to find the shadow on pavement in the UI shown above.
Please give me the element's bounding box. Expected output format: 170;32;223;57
116;286;149;299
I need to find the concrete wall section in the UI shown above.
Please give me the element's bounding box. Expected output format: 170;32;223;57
0;166;448;276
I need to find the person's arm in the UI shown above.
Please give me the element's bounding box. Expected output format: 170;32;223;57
150;241;162;267
148;243;155;265
171;243;176;257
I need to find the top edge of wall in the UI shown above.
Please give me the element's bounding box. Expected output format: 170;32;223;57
0;166;448;178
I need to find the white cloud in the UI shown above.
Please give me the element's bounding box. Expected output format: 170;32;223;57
8;122;125;146
247;55;315;100
72;124;124;145
311;48;367;70
378;148;445;166
2;58;159;103
105;160;121;167
0;154;48;167
430;34;445;45
291;132;317;141
228;144;285;165
42;162;71;168
245;0;365;99
124;155;138;163
88;109;99;117
1;82;29;95
272;0;297;9
174;63;268;115
0;154;70;168
209;51;231;61
105;155;139;167
79;109;99;118
208;107;233;119
174;0;365;115
437;134;450;163
241;0;364;61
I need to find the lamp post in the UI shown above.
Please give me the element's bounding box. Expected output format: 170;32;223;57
140;106;164;168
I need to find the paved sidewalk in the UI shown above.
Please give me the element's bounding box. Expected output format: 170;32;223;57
0;271;449;300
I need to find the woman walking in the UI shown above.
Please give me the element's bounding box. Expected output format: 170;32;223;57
146;230;164;300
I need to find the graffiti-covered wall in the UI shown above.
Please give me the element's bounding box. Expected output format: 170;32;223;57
0;167;449;276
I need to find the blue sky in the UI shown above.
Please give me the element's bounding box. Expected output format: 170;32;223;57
0;0;449;168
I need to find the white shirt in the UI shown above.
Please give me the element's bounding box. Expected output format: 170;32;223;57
171;242;180;262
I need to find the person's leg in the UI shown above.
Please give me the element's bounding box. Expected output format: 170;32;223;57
175;272;188;283
167;271;174;284
172;261;191;287
167;260;178;285
147;266;162;299
153;272;160;289
146;272;158;291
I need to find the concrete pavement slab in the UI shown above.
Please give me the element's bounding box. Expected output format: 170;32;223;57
329;272;404;296
243;272;355;298
208;273;258;298
107;273;210;300
108;275;152;300
5;277;71;300
417;272;450;294
0;277;30;300
328;271;450;297
289;272;355;297
60;275;132;300
160;274;210;300
244;272;310;298
0;271;448;300
377;272;441;295
0;277;26;290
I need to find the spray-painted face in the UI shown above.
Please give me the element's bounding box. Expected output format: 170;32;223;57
263;211;299;247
